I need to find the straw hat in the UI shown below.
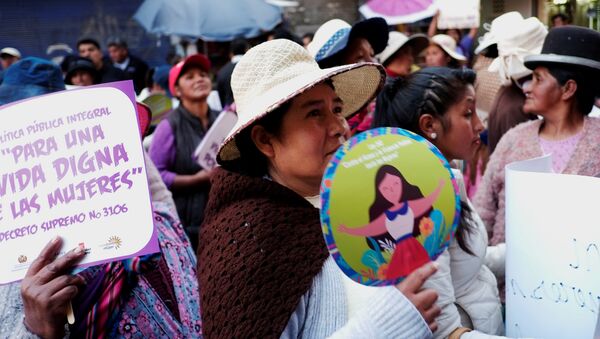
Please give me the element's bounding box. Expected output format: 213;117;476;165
474;12;525;55
488;16;547;85
430;34;466;62
218;39;385;162
524;26;600;72
377;31;429;65
307;17;388;66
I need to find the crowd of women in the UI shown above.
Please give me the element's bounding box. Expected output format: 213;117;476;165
0;10;599;339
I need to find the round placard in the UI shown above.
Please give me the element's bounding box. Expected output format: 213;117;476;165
320;127;460;286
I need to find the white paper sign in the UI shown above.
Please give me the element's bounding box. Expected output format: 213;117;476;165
194;110;237;169
436;0;480;29
505;155;600;339
0;82;157;284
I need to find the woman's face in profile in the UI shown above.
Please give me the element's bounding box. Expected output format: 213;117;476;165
267;83;349;193
433;84;484;161
522;66;563;115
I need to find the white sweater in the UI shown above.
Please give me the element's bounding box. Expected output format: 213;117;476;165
424;170;505;339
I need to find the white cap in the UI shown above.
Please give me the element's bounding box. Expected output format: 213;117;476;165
0;47;21;58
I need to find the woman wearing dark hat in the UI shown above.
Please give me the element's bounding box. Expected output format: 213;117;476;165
475;26;600;245
307;17;389;68
198;39;440;338
64;56;99;87
149;53;218;251
308;17;389;134
377;31;429;79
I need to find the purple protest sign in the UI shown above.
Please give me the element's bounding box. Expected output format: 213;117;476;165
0;81;158;284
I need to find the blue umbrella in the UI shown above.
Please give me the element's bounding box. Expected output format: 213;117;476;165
133;0;283;41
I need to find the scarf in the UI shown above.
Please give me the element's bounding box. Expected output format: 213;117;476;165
198;168;329;338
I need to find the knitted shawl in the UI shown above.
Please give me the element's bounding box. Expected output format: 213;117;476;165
198;168;329;338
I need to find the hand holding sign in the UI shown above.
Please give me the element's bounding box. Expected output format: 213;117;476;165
396;261;441;333
21;236;86;338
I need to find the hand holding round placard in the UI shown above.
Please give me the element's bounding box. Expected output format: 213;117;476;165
320;127;460;286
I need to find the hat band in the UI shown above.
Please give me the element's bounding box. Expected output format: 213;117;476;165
315;27;350;61
526;54;600;71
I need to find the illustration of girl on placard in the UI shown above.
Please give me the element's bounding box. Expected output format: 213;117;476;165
338;164;445;280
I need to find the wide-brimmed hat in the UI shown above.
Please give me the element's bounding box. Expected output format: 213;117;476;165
0;57;65;106
307;17;389;66
487;16;547;85
218;39;385;162
430;34;466;62
474;12;524;55
0;47;21;59
168;53;211;96
524;26;600;72
377;31;429;65
64;56;99;85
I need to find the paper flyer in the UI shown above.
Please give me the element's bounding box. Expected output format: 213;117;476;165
320;127;460;286
505;155;600;338
194;110;237;169
0;81;158;284
436;0;480;29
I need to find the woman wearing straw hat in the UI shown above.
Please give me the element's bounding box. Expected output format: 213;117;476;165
475;26;600;246
425;35;467;69
198;39;441;338
377;31;429;79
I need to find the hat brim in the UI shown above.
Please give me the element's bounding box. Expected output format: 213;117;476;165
524;54;600;72
350;17;389;55
379;34;429;65
0;84;59;107
319;18;389;66
218;62;385;162
474;40;496;55
433;41;467;62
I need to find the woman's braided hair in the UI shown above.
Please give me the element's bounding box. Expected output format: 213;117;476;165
373;67;478;255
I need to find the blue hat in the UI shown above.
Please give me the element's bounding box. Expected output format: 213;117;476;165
307;17;389;67
152;65;172;97
0;57;65;106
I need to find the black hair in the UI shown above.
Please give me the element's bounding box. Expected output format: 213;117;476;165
107;37;128;49
365;165;431;250
373;67;476;131
372;66;477;255
76;38;101;50
551;13;569;23
221;80;336;176
546;64;599;116
230;38;249;56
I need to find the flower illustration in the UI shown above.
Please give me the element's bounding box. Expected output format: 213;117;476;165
378;238;396;255
419;217;434;237
376;263;389;280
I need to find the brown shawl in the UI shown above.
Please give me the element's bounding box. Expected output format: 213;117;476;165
198;168;329;338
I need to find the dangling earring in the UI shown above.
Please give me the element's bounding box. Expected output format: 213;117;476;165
430;132;437;140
